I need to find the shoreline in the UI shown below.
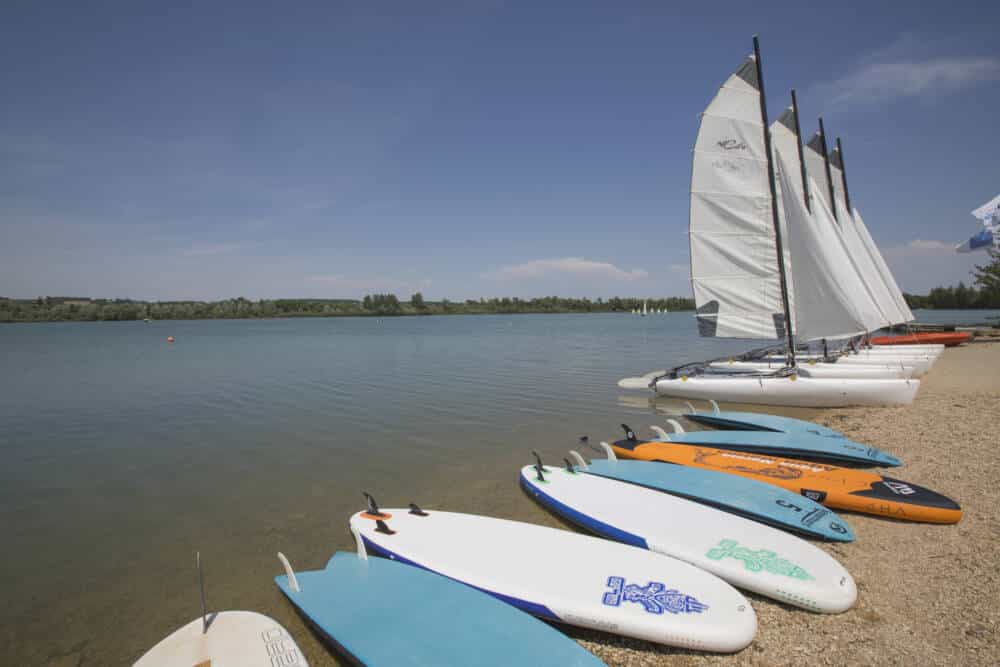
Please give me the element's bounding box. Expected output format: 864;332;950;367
577;341;1000;666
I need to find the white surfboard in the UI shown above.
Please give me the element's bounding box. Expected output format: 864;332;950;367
349;507;757;653
134;611;307;667
520;463;856;614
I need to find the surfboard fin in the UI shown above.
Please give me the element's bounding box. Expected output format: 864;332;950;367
531;450;546;482
363;492;388;518
666;419;685;434
197;552;208;633
563;457;577;473
621;423;638;441
277;552;302;592
568;450;588;470
375;519;396;535
408;503;429;516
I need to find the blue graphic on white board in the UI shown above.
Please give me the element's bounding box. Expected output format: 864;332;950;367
602;576;708;615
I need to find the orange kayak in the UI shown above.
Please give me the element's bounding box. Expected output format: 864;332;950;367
870;332;970;347
609;433;962;524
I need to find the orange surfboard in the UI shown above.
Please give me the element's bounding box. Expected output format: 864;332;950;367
609;431;961;524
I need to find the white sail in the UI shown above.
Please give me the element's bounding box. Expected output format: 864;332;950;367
828;151;905;326
770;112;883;337
803;133;834;219
776;151;871;340
853;209;916;322
689;55;786;339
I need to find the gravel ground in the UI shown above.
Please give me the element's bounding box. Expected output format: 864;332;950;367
575;342;1000;666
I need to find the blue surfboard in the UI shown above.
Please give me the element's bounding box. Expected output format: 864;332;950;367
578;456;853;542
275;551;605;667
646;422;900;467
683;409;847;439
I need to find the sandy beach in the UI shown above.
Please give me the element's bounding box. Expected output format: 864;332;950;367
577;341;1000;666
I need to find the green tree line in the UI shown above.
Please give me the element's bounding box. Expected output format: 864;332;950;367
0;294;695;323
903;248;1000;309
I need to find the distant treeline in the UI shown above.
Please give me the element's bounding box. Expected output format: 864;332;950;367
0;294;696;323
903;283;1000;310
901;248;1000;310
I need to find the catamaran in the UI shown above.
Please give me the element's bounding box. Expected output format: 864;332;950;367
619;37;920;407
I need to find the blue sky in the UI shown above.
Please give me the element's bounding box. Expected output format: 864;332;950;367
2;1;998;301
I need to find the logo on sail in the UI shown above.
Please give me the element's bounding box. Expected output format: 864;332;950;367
717;138;747;151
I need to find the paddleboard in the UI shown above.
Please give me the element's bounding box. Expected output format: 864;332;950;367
275;550;604;666
608;432;962;524
569;448;853;542
520;462;856;614
645;421;901;467
134;612;307;667
349;504;756;652
681;401;846;438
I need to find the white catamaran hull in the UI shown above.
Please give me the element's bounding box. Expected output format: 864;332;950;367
653;375;919;407
764;354;931;376
708;360;914;379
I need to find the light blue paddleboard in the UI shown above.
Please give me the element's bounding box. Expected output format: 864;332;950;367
683;409;846;438
275;551;605;667
578;456;854;542
645;422;900;467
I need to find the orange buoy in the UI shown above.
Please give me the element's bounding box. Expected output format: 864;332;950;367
167;336;175;343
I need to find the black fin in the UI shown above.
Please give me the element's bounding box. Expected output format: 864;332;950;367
531;450;546;482
363;492;387;518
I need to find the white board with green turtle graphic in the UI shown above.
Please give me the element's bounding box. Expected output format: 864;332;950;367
519;459;856;614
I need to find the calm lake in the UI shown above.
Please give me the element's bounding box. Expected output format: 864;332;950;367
1;310;994;665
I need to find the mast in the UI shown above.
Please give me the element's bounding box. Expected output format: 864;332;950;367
790;90;810;212
752;35;796;366
836;137;852;217
817;117;838;223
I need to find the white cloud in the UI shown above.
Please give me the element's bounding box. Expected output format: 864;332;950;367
890;239;955;255
812;56;1000;113
485;257;648;282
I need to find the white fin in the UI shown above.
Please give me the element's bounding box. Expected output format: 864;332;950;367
277;552;301;592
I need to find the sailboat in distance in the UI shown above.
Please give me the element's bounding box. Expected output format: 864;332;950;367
618;36;919;406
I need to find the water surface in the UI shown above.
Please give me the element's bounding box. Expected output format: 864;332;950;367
1;310;995;664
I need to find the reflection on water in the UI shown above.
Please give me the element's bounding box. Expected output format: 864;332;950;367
0;310;995;665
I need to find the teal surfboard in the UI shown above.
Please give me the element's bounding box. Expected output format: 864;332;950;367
684;409;846;438
648;422;900;467
574;453;853;542
275;551;605;667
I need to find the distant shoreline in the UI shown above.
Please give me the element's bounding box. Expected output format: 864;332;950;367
0;309;695;324
3;297;997;325
0;295;696;323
